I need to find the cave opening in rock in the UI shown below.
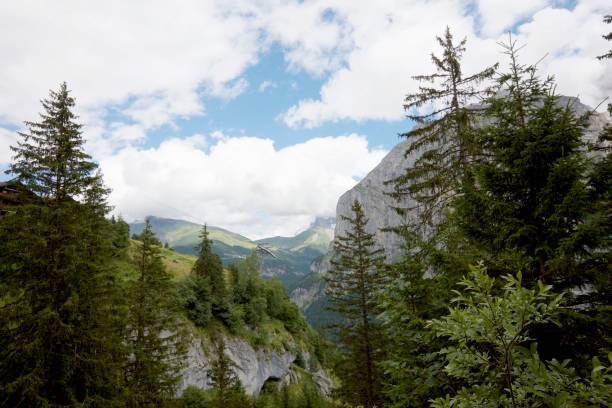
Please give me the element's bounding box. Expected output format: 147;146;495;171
260;376;282;394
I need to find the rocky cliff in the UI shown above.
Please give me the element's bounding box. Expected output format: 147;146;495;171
291;97;608;326
334;139;417;262
334;96;608;262
178;332;332;396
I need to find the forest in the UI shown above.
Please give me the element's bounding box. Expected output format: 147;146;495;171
1;19;611;408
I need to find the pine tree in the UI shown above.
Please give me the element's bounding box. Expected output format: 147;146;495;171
208;338;244;408
193;225;228;319
453;40;611;373
9;82;98;202
454;40;596;288
597;15;612;61
325;199;387;408
0;83;125;405
123;219;185;406
390;27;497;226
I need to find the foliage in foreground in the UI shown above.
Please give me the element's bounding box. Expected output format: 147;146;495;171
430;264;612;407
326;199;388;408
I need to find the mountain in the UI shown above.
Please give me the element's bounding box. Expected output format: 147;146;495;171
288;139;414;329
257;217;335;254
119;240;332;396
290;96;609;328
128;216;335;289
129;216;255;265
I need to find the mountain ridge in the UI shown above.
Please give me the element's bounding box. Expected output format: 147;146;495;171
129;215;335;289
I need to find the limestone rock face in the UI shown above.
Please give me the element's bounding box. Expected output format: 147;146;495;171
177;333;331;396
334;139;417;262
290;281;325;309
334;97;608;262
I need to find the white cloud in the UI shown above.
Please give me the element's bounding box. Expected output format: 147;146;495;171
512;2;612;107
2;0;609;236
0;128;17;165
101;133;387;239
475;0;549;36
258;80;277;92
281;0;611;128
0;0;261;155
252;0;354;76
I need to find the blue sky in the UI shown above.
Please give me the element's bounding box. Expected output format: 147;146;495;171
120;44;408;153
0;0;609;238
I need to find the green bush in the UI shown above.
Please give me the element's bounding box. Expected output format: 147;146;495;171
430;263;612;407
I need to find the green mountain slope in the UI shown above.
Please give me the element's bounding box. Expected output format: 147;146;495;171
114;239;198;281
129;216;256;265
128;216;334;289
256;217;334;254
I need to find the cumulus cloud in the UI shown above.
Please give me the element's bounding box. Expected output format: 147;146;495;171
2;0;609;236
101;133;387;239
475;0;549;36
281;0;611;128
0;0;260;155
0;128;17;165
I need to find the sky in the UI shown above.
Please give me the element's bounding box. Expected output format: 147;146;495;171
0;0;610;239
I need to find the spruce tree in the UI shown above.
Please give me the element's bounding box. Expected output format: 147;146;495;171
193;225;228;319
9;82;98;202
454;40;596;288
453;40;611;372
597;15;612;61
208;338;244;408
390;27;497;225
0;83;125;405
123;219;185;406
325;199;387;408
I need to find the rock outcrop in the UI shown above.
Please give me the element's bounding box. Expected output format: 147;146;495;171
334;96;608;262
177;333;332;396
334;138;417;262
291;97;609;327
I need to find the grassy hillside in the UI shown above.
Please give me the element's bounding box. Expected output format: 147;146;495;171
122;239;197;280
128;216;334;290
256;217;334;253
129;216;255;265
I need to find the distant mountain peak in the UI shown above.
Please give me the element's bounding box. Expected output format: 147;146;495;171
309;216;335;229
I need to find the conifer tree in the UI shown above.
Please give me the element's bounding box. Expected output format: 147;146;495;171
597;15;612;61
9;82;99;202
193;225;228;319
390;27;497;225
0;83;125;405
453;40;611;372
454;40;597;288
123;219;185;405
208;338;245;408
325;199;387;408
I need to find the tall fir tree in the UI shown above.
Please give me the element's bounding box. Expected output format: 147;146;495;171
208;338;246;408
123;219;185;406
379;30;498;405
8;82;98;202
325;199;387;408
452;40;611;372
454;40;597;289
0;83;125;405
390;26;497;226
193;225;228;319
